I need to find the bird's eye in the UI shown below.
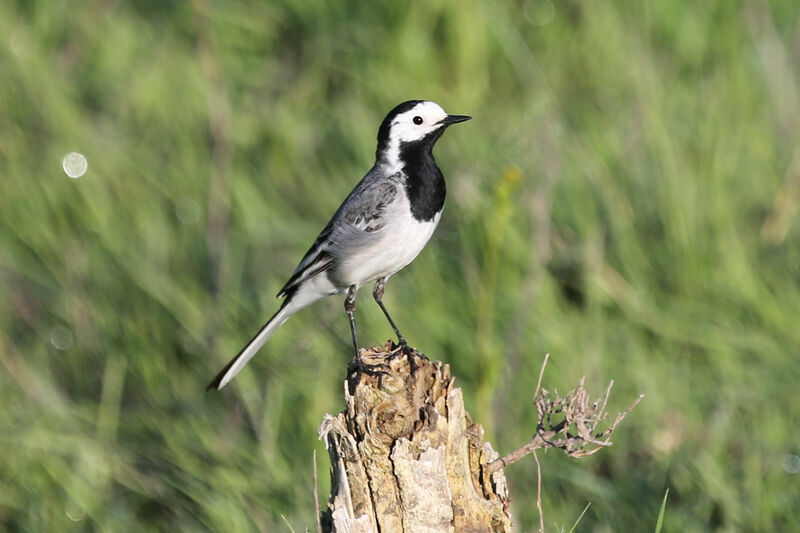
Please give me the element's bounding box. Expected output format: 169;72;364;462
413;116;423;125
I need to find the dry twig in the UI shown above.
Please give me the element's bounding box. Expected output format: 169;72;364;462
533;449;544;533
313;449;322;533
487;356;644;474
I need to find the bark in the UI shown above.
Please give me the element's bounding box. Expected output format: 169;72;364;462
318;343;511;533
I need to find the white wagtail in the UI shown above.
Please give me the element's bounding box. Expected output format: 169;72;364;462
207;100;470;390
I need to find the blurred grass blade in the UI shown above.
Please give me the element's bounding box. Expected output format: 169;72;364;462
568;502;591;533
654;488;669;533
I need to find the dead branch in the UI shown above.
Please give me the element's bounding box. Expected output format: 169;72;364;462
486;356;644;475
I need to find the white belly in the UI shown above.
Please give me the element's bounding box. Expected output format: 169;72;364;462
337;209;441;287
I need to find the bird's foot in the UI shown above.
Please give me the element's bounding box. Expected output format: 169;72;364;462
388;339;410;359
388;340;426;376
348;352;390;380
397;336;409;352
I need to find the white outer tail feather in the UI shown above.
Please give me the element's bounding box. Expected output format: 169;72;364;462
209;274;338;390
213;307;291;390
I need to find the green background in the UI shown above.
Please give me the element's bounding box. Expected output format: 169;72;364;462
2;0;799;531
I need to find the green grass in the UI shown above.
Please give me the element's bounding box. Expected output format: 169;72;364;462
655;489;669;533
2;0;799;531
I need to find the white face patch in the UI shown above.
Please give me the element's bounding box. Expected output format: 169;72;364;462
390;101;448;143
382;101;449;167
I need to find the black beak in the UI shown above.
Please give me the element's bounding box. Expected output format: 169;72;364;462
441;114;472;126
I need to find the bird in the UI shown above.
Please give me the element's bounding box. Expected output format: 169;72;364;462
207;100;471;391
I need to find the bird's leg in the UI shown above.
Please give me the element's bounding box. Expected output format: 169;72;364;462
344;285;359;360
345;285;389;379
373;278;408;349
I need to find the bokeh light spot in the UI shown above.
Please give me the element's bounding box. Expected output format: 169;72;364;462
176;198;201;224
524;0;555;26
783;454;800;474
50;326;73;351
181;333;203;355
62;152;88;179
65;501;85;521
10;30;30;58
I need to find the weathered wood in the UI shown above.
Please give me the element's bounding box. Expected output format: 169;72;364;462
318;343;511;533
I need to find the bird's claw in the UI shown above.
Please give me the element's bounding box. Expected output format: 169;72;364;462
348;357;390;379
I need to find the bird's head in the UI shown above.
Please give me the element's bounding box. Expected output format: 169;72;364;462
376;100;471;167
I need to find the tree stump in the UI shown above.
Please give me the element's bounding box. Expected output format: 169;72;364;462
318;343;511;533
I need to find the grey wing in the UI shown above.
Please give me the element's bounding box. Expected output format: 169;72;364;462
277;173;400;298
339;175;399;233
